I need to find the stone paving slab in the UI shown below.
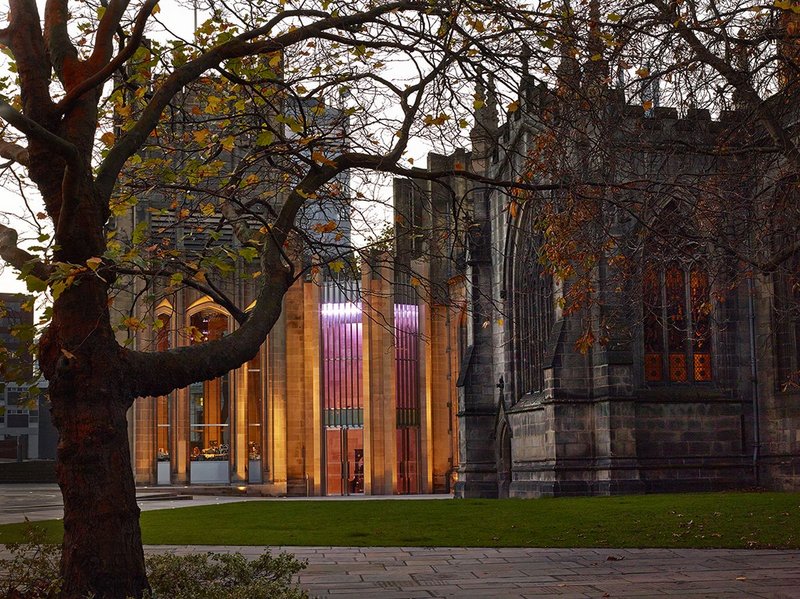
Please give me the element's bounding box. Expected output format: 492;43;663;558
138;545;800;598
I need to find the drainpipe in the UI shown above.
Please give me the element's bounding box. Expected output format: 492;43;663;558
747;275;761;486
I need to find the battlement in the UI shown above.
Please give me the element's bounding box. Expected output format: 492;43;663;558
488;78;745;167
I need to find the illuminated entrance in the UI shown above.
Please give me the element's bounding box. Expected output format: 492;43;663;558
320;280;421;495
395;302;420;494
321;296;364;495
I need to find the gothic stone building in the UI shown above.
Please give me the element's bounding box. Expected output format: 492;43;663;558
398;75;800;498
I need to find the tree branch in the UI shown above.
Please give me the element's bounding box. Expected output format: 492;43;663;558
0;138;29;166
43;0;79;84
0;102;80;167
56;0;156;114
9;0;55;117
114;266;247;323
88;0;130;70
649;0;800;170
0;223;53;281
123;246;291;398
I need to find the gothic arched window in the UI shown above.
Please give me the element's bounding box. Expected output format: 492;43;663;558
774;252;800;389
512;233;554;396
643;262;713;383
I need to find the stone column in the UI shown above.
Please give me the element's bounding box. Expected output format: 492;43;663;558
589;257;642;495
285;278;309;495
362;255;397;495
303;278;323;495
132;398;156;485
414;259;433;493
418;300;433;493
171;385;189;485
268;309;288;492
430;303;457;493
232;362;248;484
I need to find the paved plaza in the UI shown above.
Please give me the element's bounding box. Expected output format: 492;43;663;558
147;545;800;598
2;485;800;598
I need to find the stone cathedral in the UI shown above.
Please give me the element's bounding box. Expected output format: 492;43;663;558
398;60;800;498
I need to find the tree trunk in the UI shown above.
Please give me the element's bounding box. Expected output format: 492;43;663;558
54;386;147;599
41;272;148;599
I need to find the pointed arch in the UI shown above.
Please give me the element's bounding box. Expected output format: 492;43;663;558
506;201;554;399
642;204;714;384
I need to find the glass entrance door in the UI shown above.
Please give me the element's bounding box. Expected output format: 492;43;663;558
397;427;419;494
325;427;363;496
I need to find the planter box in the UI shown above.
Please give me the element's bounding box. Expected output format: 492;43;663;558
157;461;170;485
248;459;262;483
191;460;229;484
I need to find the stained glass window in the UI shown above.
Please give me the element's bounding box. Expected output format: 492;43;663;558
643;262;712;383
643;267;663;382
690;267;712;382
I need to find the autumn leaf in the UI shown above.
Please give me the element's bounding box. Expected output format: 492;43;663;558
100;131;115;146
312;150;338;167
220;135;235;152
122;317;145;331
575;328;595;354
205;95;223;114
193;129;211;144
423;113;450;126
313;220;338;233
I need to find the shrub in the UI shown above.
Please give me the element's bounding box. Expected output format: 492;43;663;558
1;523;308;599
0;522;61;598
144;551;308;599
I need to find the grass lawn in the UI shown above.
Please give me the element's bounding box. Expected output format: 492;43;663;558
1;492;798;549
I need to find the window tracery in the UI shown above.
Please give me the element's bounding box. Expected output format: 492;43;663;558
512;228;554;396
643;262;712;383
